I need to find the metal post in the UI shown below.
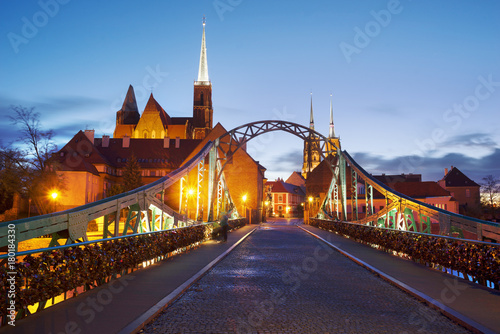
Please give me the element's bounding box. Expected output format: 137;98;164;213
196;161;204;221
179;176;185;214
207;140;218;221
339;154;347;221
351;169;358;221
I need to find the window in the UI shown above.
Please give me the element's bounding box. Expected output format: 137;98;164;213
466;189;470;198
359;185;365;195
278;195;283;203
278;205;283;211
150;171;156;177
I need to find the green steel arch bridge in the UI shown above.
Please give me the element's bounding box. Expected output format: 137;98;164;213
1;120;498;248
1;120;499;328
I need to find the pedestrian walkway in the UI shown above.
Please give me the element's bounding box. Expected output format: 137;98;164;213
4;219;499;333
141;221;477;333
1;225;256;334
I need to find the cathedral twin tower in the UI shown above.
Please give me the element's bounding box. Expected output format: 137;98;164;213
113;20;213;140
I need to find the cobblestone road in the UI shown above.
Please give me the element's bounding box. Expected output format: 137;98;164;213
142;219;471;333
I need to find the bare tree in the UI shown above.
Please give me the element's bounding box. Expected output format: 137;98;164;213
481;175;500;219
1;106;60;216
9;105;55;172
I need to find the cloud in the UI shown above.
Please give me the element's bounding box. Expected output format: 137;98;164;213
367;104;403;116
0;95;108;148
441;133;498;149
270;149;303;165
351;148;500;183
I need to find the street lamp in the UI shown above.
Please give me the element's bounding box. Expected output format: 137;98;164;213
308;196;313;218
187;188;195;219
242;194;247;218
50;191;59;213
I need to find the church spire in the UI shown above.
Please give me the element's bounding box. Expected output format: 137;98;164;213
309;92;314;130
197;17;209;83
329;94;335;138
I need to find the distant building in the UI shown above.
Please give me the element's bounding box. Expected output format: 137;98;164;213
438;166;481;216
286;171;306;192
302;94;321;178
265;177;306;217
302;94;340;179
387;181;458;213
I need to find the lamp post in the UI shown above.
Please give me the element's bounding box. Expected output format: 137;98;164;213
187;188;195;220
264;201;269;221
242;194;247;218
308;196;313;219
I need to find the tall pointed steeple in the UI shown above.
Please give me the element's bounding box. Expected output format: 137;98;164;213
197;17;209;83
309;93;314;130
193;17;213;139
329;94;335;138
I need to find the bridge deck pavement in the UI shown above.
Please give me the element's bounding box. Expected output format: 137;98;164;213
2;225;256;334
6;219;499;333
141;219;489;333
299;223;500;334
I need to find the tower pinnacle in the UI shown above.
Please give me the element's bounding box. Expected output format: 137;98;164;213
329;94;335;138
309;92;314;130
197;17;209;83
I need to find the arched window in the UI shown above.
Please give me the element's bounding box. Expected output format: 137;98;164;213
143;131;148;138
151;130;156;139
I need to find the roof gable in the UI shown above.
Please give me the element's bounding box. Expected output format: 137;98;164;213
441;167;480;187
142;93;171;126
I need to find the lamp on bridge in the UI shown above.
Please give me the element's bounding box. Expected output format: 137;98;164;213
187;188;195;219
308;196;313;218
50;191;59;213
242;194;247;218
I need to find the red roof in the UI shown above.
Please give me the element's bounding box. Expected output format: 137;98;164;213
392;181;452;198
266;180;305;196
55;131;202;171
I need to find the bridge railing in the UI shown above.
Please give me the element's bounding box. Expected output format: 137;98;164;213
0;141;216;252
320;149;500;243
0;218;247;326
309;218;499;290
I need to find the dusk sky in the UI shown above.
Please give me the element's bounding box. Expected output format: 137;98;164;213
1;0;499;183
